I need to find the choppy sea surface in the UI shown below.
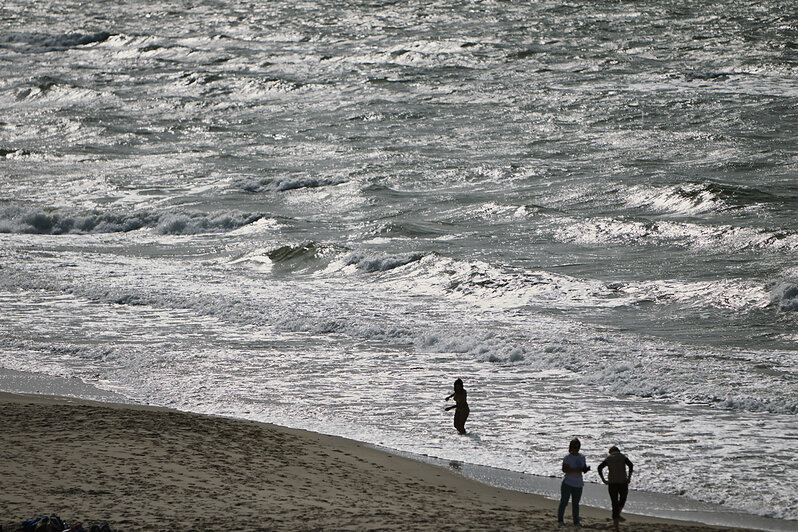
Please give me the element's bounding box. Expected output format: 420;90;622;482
2;0;797;524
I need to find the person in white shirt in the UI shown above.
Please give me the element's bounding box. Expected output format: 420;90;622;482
557;437;590;526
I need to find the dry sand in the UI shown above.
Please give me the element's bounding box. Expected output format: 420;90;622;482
0;392;734;531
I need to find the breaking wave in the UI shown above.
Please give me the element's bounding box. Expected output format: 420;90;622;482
0;31;112;52
153;212;262;235
770;282;798;311
230;246;425;275
343;251;425;273
0;205;263;235
553;216;798;253
262;242;339;272
267;242;323;264
232;176;345;193
0;148;33;158
378;255;771;313
623;181;777;216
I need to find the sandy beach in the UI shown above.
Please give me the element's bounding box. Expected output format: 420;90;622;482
0;392;734;531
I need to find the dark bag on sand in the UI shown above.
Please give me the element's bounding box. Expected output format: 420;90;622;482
19;516;66;532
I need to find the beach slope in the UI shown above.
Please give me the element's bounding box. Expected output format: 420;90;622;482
0;393;730;531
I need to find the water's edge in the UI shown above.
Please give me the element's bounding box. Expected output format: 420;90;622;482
384;449;793;532
1;367;792;532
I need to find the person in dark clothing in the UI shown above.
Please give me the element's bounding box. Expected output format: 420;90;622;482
444;378;469;434
598;445;634;530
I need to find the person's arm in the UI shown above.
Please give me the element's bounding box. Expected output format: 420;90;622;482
625;458;634;483
597;460;608;484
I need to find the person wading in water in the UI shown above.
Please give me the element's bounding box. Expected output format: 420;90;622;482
444;378;470;434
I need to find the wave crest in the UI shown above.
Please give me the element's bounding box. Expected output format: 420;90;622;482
625;182;729;215
623;181;776;216
233;176;345;193
0;31;111;52
770;282;798;311
154;212;261;235
0;205;262;235
554;216;798;253
345;252;424;273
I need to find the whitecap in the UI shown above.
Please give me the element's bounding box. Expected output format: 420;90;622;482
770;282;798;311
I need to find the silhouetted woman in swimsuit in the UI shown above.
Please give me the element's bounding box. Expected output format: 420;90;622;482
444;378;469;434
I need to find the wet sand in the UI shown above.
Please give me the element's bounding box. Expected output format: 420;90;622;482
0;392;734;531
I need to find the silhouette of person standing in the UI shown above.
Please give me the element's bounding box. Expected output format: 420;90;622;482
598;445;634;530
558;437;589;527
444;378;469;434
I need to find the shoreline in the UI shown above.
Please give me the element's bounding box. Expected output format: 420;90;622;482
0;367;793;530
0;390;758;532
392;451;793;532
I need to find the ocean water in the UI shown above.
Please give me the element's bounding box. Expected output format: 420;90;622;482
1;0;797;524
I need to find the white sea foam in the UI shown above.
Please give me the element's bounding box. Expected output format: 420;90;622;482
9;244;787;416
553;215;798;253
370;253;771;315
625;183;728;215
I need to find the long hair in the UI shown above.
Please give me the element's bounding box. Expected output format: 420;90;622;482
454;378;464;392
569;438;581;453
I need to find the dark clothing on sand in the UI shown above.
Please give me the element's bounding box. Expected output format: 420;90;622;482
557;483;583;525
608;482;629;520
598;451;634;484
598;451;634;520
